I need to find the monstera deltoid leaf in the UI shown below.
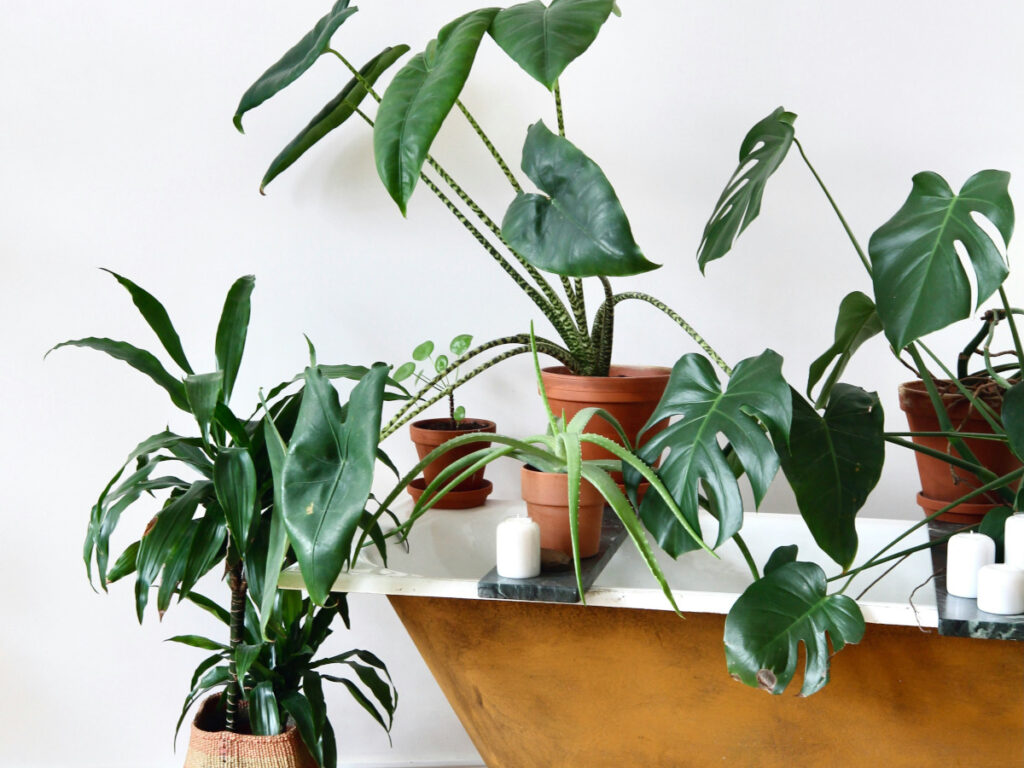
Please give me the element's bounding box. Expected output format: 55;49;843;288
627;350;792;557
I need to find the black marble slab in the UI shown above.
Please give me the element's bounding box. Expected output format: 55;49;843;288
477;509;626;603
929;520;1024;641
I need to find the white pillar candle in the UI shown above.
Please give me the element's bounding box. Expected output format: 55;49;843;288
496;517;541;579
946;532;996;598
1004;514;1024;568
976;564;1024;614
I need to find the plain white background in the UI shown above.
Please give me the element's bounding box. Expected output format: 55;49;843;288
3;1;1023;766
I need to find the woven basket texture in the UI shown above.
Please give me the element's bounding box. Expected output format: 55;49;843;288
183;695;318;768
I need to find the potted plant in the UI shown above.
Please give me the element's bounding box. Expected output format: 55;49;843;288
234;0;736;461
395;335;496;508
50;272;398;767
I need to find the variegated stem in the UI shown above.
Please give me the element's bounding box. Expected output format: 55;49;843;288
225;563;246;732
380;336;574;439
554;81;565;136
596;277;615;374
455;99;523;193
607;292;732;376
328;48;382;103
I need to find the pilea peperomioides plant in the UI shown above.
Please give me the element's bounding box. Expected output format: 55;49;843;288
51;272;399;766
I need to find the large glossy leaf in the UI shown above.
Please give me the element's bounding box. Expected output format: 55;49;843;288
697;107;796;271
102;269;193;373
806;291;882;408
1004;382;1024;460
234;0;357;131
185;372;224;442
48;337;188;411
282;692;323;765
489;0;614;89
868;170;1014;350
724;560;865;696
628;350;791;557
213;448;258;554
262;45;410;193
281;364;388;604
178;503;227;599
374;8;499;214
502;121;656;277
248;681;282;736
215;275;255;402
776;386;884;571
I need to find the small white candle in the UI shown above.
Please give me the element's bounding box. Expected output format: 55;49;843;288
977;564;1024;614
496;517;541;579
946;532;996;598
1004;514;1024;568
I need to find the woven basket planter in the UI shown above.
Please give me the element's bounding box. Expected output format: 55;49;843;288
184;694;318;768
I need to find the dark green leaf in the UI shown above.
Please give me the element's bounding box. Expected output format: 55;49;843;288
342;661;396;726
775;386;884;571
725;561;865;696
697;107;796;271
234;0;357;131
215;275;255;403
189;653;225;692
374;8;499;214
261;45;410;193
979;506;1015;560
489;0;614;89
235;642;263;685
185;372;224;442
48;337;188;411
214;447;258;554
183;591;231;625
1003;382;1024;461
502;121;656;277
324;676;391;735
281;364;388;604
166;634;228;652
248;681;282;736
258;417;291;637
322;720;338;768
214;403;250;448
303;672;327;734
179;504;227;599
168;440;215;478
763;545;797;576
157;521;198;615
175;665;230;742
101;269;193;374
628;350;791;556
868;170;1014;350
281;692;323;765
807;291;883;408
106;540;140;584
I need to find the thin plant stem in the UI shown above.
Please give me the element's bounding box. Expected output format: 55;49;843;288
855;554;910;601
886;431;1008;441
610;292;732;375
554;81;565;136
733;533;760;581
998;287;1024;373
793;138;872;276
455;99;523;193
917;341;1002;430
328;48;382;102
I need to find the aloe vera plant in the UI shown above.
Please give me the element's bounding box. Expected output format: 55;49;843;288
51;273;399;766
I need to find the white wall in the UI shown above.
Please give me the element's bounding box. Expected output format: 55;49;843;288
3;1;1023;766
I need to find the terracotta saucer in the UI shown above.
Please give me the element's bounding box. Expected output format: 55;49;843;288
406;477;493;509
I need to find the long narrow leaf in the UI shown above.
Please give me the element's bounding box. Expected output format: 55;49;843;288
248;681;282;736
101;269;193;373
214;447;258;555
215;275;255;403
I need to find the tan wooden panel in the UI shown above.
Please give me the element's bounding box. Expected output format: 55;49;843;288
389;596;1024;768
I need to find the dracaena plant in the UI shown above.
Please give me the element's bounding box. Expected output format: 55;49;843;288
50;272;399;766
697;108;1024;695
234;0;733;441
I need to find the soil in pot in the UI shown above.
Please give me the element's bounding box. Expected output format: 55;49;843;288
521;465;604;558
899;378;1021;523
540;366;670;480
409;418;496;509
184;693;317;768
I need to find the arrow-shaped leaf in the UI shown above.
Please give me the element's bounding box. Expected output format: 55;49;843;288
502;121;657;277
869;169;1014;350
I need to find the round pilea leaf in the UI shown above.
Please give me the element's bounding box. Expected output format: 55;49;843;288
434;355;449;374
393;362;416;382
412;341;434;361
450;334;473;355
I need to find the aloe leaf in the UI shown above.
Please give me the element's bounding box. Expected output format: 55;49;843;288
101;269;193;373
869;169;1014;350
489;0;614;89
374;8;499;213
281;364;388;604
48;337;188;411
214;275;254;403
502;121;657;277
234;0;357;131
807;291;882;408
261;45;410;192
627;350;791;557
775;386;883;571
185;372;224;443
562;431;587;601
724;560;865;696
213;447;258;555
697;107;796;271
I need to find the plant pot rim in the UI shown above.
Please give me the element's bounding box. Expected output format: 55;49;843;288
898;378;1009;411
406;477;493;508
542;364;672;382
541;365;671;402
190;693;300;742
409;417;496;433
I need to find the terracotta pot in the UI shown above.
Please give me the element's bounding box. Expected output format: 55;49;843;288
184;694;317;768
520;465;604;558
409;418;496;508
898;379;1020;523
